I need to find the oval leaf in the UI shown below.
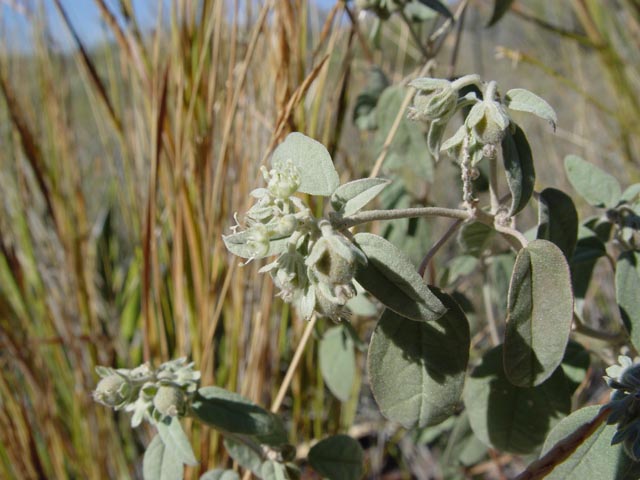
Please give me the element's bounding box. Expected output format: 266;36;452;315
260;461;289;480
200;470;240;480
504;239;574;387
458;221;495;257
616;251;640;351
319;325;356;402
505;88;557;130
501;124;535;216
464;345;571;454
487;0;515;26
536;187;578;260
331;178;391;216
191;387;287;446
368;289;470;428
308;435;364;480
541;405;640;479
564;154;621;208
143;435;184;480
223;438;263;475
271;132;339;196
353;233;446;322
156;417;198;466
222;231;289;260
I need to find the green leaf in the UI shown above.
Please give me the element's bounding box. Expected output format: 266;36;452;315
505;88;557;130
487;0;515;26
464;345;571;454
415;0;453;18
308;435;364;480
616;251;640;351
458;221;494;257
564;155;621;208
621;183;640;203
353;233;446;322
571;226;606;303
222;231;289;260
501;124;535;216
504;239;574;387
260;461;289;480
488;253;516;320
200;470;240;480
541;406;640;479
319;325;356;402
271;132;339;196
345;285;378;317
368;289;470;428
156;418;198;466
445;255;478;285
143;435;184;480
331;178;391;216
191;387;287;446
223;438;263;475
561;340;590;394
536;188;578;260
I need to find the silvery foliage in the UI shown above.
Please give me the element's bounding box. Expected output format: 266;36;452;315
224;150;367;322
93;358;200;427
408;74;557;163
605;355;640;460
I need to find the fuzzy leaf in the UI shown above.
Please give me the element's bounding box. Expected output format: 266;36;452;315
571;226;606;303
271;132;339;196
536;187;578;260
564;155;621;208
319;325;356;402
505;88;557;130
308;435;364;480
541;406;640;479
487;0;515;26
191;387;287;446
260;461;289;480
222;231;289;260
331;178;391;216
223;438;263;475
464;345;571;454
504;240;574;387
616;251;640;351
143;435;184;480
353;233;446;322
156;418;198;466
200;470;240;480
561;340;590;394
501;124;535;216
368;289;469;428
458;221;494;257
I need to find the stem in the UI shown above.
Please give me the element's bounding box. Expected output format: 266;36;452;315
494;224;528;249
573;313;627;343
514;406;611;480
334;207;470;230
418;219;464;277
487;149;500;214
270;315;318;413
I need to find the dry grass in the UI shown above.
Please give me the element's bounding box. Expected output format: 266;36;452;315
0;1;638;478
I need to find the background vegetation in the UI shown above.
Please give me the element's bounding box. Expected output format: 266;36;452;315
1;0;639;478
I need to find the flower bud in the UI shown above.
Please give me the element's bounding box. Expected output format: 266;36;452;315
93;374;131;409
413;87;457;121
153;385;186;418
264;161;301;199
246;224;270;258
466;101;510;145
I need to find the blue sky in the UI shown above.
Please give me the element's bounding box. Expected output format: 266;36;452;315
1;0;335;52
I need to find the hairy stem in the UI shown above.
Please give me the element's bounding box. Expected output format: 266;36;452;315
334;207;471;230
418;219;464;277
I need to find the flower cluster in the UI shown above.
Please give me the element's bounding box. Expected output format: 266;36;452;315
227;160;367;322
605;355;640;460
93;358;200;427
409;75;512;164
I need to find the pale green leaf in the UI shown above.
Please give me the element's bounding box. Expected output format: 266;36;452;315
331;178;391;216
501;124;535;216
260;461;289;480
308;435;364;480
143;435;184;480
458;221;494;257
319;325;356;402
621;183;640;203
200;470;240;480
222;231;289;260
156;418;198;466
271;132;339;196
541;406;640;479
564;155;621;208
353;233;446;322
368;289;469;428
464;345;571;454
505;88;557;129
504;240;574;387
616;251;640;351
223;438;263;475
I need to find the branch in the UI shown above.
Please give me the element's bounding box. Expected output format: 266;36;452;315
334;207;471;230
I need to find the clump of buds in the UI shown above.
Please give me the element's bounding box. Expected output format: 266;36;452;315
605;355;640;460
93;358;200;427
